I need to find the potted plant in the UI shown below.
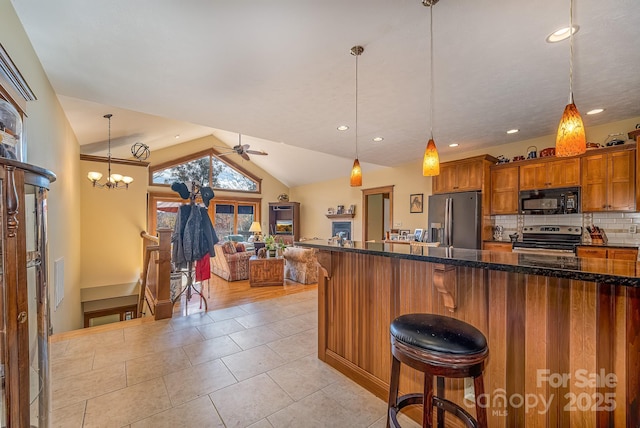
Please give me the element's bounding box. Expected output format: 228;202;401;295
264;235;277;257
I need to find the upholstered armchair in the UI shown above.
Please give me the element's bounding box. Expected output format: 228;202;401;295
211;241;253;281
283;246;318;284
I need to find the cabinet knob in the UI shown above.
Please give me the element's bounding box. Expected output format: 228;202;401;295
17;311;27;324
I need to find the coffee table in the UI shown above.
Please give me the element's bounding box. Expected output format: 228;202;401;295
249;255;284;287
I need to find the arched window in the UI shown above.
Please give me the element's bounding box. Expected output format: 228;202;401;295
150;149;261;193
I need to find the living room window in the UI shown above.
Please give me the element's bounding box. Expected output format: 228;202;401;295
147;192;261;239
149;148;262;193
214;200;258;241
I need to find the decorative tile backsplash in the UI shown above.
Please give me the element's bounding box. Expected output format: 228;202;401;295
492;212;640;247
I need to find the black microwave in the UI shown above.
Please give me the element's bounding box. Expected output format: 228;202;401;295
519;187;580;215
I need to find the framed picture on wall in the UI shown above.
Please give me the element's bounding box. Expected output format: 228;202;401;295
410;194;423;213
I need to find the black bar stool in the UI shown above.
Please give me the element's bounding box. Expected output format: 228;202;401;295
387;313;489;428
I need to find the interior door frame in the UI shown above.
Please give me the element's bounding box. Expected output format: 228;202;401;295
362;185;394;241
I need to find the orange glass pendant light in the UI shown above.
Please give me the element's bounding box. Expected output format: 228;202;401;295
423;138;440;176
556;99;586;156
350;158;362;187
422;0;440;177
349;45;364;187
555;0;586;157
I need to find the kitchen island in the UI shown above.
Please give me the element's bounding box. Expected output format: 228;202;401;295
297;240;639;427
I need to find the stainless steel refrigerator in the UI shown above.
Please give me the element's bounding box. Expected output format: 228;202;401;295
427;191;482;249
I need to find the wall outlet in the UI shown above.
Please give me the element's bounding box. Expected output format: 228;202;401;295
629;225;637;234
394;222;402;228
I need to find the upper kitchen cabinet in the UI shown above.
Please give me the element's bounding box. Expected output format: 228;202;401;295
432;155;497;194
490;165;519;214
581;146;635;212
519;158;580;190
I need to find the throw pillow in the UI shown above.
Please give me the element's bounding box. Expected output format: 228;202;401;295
221;241;237;254
235;242;246;252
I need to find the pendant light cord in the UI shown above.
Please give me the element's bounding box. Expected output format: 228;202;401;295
568;0;574;104
355;50;359;159
429;4;434;140
106;114;112;181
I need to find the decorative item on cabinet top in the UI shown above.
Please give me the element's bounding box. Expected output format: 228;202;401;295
326;204;355;218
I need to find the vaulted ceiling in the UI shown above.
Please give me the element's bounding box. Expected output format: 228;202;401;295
12;0;640;187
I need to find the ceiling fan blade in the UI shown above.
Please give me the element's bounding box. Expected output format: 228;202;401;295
241;152;250;161
246;150;268;156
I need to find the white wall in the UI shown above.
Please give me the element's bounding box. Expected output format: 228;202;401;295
2;2;83;332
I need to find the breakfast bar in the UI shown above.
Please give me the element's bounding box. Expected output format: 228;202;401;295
298;240;640;427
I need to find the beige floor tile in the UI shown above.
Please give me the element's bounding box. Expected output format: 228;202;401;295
50;340;69;361
83;377;172;428
50;401;86;428
64;329;125;355
208;305;249;321
130;396;224;428
238;299;283;314
182;335;242;365
92;340;156;370
369;413;422;428
222;345;286;381
163;358;237;406
321;377;387;427
234;309;290;329
267;390;360;427
197;318;246;339
267;329;317;361
210;373;293;428
126;347;192;386
169;311;215;331
247;419;274;428
267;354;343;400
50;350;95;382
229;324;283;350
51;363;126;410
151;326;205;352
267;313;317;337
123;320;173;342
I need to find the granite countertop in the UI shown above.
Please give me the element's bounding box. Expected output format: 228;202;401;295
297;239;640;287
484;239;638;250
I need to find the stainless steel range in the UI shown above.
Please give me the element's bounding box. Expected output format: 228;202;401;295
512;225;582;256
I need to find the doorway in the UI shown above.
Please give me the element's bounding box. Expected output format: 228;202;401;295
362;185;394;241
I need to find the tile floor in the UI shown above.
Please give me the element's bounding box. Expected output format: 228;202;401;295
50;289;420;427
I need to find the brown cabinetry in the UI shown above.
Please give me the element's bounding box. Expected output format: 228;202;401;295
268;202;300;244
482;241;513;252
519;158;580;190
432;157;485;194
577;245;638;276
490;165;519;214
581;148;635;212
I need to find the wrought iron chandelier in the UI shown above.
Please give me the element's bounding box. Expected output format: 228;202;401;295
87;114;134;189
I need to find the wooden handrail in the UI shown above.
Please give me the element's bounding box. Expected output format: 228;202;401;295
138;228;173;320
140;230;160;244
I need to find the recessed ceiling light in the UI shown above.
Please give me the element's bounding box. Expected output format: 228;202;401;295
175;134;181;139
372;137;384;142
449;143;459;147
546;25;579;43
506;129;519;134
337;125;349;131
586;108;605;115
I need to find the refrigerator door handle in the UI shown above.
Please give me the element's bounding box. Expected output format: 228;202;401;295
444;197;451;246
448;197;453;246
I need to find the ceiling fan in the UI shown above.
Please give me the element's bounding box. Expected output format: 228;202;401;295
214;134;268;161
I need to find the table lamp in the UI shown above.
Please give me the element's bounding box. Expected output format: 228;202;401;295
249;221;262;242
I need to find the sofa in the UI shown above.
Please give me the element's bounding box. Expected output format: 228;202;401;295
225;234;255;252
283;246;318;284
211;241;253;281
